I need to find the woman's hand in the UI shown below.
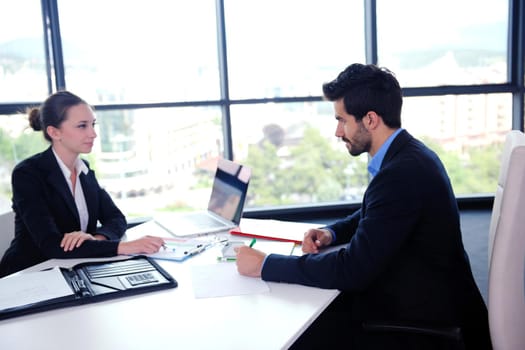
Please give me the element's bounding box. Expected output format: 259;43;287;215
117;235;165;255
61;231;96;251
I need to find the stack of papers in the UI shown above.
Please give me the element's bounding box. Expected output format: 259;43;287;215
0;267;73;311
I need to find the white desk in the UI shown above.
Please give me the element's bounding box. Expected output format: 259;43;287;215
0;219;339;350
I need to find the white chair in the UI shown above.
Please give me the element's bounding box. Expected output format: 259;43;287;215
487;130;525;350
488;130;525;265
0;210;15;257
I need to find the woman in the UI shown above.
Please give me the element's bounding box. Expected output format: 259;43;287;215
0;91;164;277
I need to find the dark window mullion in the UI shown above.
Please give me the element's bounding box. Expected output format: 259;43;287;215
42;0;65;91
364;0;377;65
508;0;525;130
215;0;233;160
40;0;54;94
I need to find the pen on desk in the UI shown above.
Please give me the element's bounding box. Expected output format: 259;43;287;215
217;256;237;262
184;243;210;255
249;238;256;248
162;242;176;252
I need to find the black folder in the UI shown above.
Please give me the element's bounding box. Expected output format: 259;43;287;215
0;255;177;321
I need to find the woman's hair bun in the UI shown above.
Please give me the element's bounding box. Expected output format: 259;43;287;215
27;107;42;131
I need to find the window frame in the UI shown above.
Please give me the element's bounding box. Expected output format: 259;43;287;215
0;0;523;219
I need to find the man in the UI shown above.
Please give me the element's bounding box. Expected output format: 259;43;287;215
235;64;490;349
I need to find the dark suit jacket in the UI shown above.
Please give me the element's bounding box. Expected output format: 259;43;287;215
262;130;490;348
0;147;126;277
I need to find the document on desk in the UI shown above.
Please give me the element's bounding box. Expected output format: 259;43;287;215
0;267;73;311
0;256;178;321
231;219;320;244
145;237;213;262
191;240;295;298
191;263;269;298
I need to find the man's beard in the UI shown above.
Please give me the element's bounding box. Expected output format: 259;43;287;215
342;128;371;156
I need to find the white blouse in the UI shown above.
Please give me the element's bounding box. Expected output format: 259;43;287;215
52;148;89;232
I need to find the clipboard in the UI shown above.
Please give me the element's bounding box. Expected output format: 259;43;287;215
0;255;177;321
144;237;214;262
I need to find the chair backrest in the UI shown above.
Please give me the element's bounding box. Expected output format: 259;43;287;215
488;131;525;350
0;210;15;258
488;130;525;264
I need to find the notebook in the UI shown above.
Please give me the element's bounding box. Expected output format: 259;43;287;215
0;256;177;321
154;158;251;238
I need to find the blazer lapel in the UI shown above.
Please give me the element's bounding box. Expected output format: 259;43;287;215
41;148;81;225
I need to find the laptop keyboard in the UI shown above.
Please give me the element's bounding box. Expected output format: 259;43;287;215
184;213;227;229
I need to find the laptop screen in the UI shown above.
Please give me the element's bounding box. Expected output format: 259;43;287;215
207;159;251;225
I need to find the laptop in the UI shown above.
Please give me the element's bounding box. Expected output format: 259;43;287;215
154;158;251;238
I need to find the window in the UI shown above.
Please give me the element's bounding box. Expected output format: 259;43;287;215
377;0;508;87
58;0;220;103
231;102;369;207
93;107;224;218
0;0;48;102
224;0;365;98
0;0;521;219
403;94;511;195
0;114;47;213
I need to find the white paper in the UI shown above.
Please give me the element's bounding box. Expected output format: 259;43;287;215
253;240;296;256
0;267;73;311
238;219;320;243
191;263;269;298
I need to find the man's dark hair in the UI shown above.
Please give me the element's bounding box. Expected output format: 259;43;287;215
322;63;402;128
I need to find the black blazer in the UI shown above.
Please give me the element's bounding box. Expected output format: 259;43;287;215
262;130;489;347
0;147;126;277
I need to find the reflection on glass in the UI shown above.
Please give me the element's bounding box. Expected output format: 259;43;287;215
224;0;365;99
57;0;219;104
377;0;508;87
0;0;48;102
403;94;511;194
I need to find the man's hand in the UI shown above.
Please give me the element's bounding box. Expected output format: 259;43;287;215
235;246;266;277
302;228;333;254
